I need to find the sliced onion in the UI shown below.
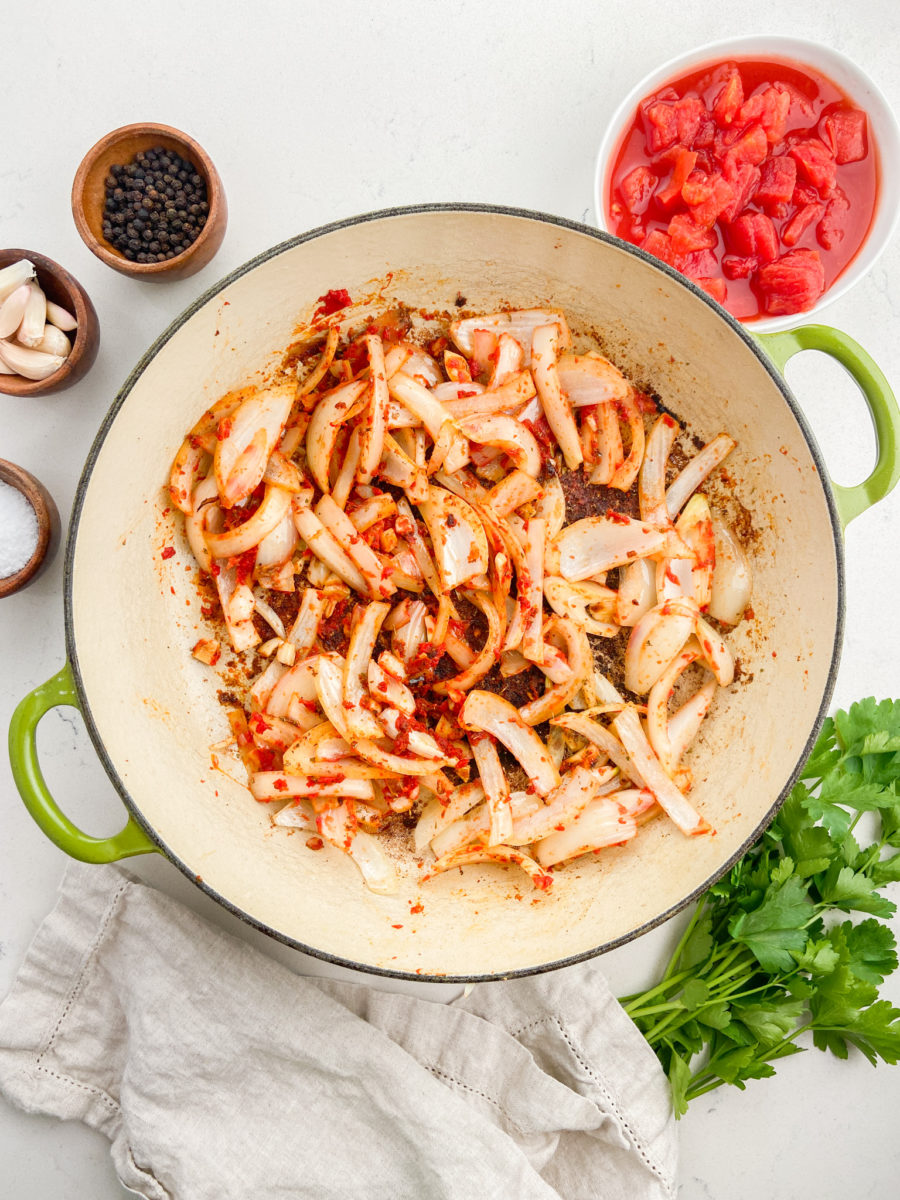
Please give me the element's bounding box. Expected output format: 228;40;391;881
624;601;695;695
449;308;571;363
534;798;638;868
214;382;295;507
551;711;643;786
640;414;679;525
646;638;704;774
379;433;429;501
427;842;553;890
616;558;656;627
316;494;395;599
444;371;535;418
708;518;752;626
267;656;320;721
666;434;736;520
250;772;374;802
317;804;398;894
185;473;219;573
304;378;367;493
343;600;391;739
551;513;667;581
590;400;624;486
292;501;369;595
283;722;396;779
556;352;630;407
430;802;491;858
286;589;328;657
253;593;286;639
272;801;316;831
532;323;582;470
169;437;208;515
349;494;397;533
368;658;415;716
249;659;288;711
262;450;303;492
694;614;735;686
399;344;444;388
520;616;592;726
531;473;566;539
507;765;608;845
460;691;560;796
358;334;389;484
457;413;543;478
392;599;428;662
414;780;485;853
331;426;362;509
667;674;718;765
433;591;502;696
432;380;485;404
416;485;488;592
469;734;512;843
520;518;546;663
297;325;339;396
612;707;708;836
443;349;472;382
206;485;291;559
255;507;298;575
608;389;646;492
543;577;618;637
487;331;525;387
379;708;446;759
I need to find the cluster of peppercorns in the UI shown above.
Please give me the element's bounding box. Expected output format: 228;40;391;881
102;147;209;264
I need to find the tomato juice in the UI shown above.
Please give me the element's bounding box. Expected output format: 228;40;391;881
606;57;879;320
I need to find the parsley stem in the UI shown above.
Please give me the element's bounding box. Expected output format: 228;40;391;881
661;897;708;983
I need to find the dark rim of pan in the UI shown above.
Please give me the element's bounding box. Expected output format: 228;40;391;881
62;203;845;983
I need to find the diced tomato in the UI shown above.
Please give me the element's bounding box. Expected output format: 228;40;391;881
722;255;757;280
792;183;820;208
674;95;705;144
726;211;778;264
719;160;760;223
723;123;769;168
755;155;797;208
756;249;826;315
712;69;744;126
689;174;737;229
678;248;719;279
818;106;867;164
817;188;850;250
692;117;717;149
782;202;825;247
619;165;657;215
694;277;727;303
739;85;791;144
667;212;718;255
642;101;679;153
642;229;678;266
681;170;714;206
789;138;836;192
656;148;698;208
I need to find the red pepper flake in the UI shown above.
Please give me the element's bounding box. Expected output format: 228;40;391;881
273;778;288;792
314;288;352;318
606;508;631;526
161;546;176;559
410;903;424;914
217;417;233;441
305;836;324;851
391;923;404;929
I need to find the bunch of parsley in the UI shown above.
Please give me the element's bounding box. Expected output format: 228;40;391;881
620;698;900;1116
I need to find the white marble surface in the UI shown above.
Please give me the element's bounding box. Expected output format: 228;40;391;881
3;1;900;1195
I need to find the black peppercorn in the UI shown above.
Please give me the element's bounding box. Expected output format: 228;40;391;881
102;144;209;263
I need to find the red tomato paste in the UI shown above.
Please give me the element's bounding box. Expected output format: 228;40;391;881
606;58;878;319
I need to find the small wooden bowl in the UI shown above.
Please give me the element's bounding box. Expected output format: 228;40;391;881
0;459;61;597
71;123;227;281
0;250;100;397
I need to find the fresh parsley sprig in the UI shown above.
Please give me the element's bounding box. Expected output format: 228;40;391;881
620;698;900;1116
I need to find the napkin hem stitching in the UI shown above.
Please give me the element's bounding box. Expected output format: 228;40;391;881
425;1063;529;1137
553;1016;674;1198
33;877;129;1116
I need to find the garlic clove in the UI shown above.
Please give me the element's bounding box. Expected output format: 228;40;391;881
45;299;77;332
0;284;32;339
0;259;36;305
0;339;66;381
30;322;71;358
0;357;15;374
15;281;48;348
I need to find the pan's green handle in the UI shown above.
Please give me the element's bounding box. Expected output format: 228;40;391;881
756;325;900;528
8;662;159;862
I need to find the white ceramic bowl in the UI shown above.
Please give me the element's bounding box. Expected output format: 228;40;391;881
593;36;900;333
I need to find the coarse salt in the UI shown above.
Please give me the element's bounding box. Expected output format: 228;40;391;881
0;480;39;578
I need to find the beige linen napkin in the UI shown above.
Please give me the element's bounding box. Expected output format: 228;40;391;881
0;862;676;1199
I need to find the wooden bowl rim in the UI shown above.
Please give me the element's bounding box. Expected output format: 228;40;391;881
0;458;57;596
71;122;225;277
0;248;97;397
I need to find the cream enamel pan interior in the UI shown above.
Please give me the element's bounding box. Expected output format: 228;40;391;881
66;206;844;979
